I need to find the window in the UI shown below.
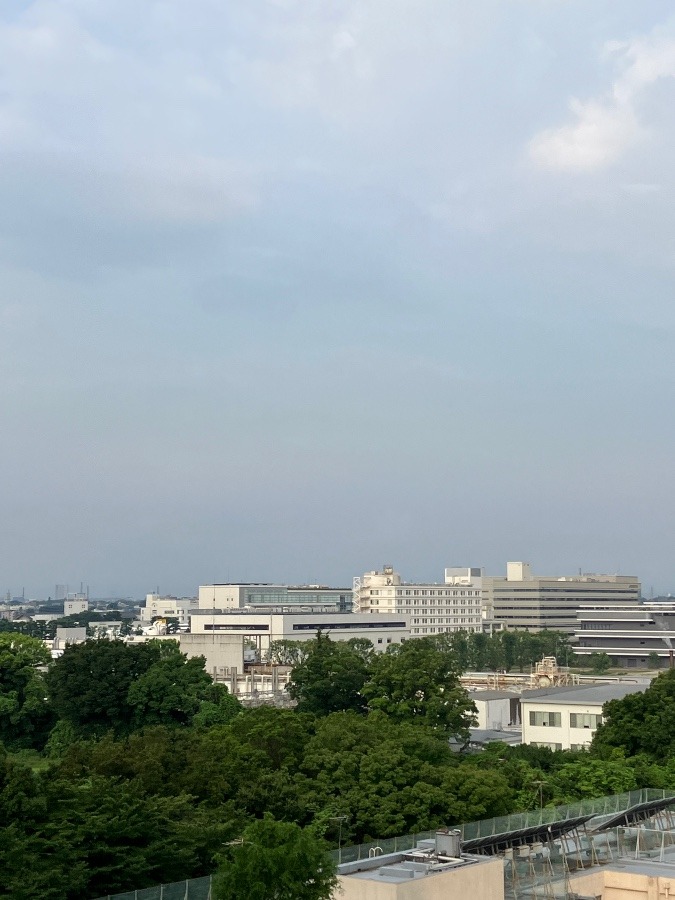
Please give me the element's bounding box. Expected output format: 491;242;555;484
533;742;563;750
529;711;562;727
569;713;602;729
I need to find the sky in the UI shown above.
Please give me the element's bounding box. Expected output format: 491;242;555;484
1;0;675;599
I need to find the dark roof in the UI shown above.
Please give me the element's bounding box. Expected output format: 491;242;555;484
470;690;519;700
592;796;675;832
462;815;595;855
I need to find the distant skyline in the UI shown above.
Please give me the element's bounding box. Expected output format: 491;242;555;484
2;1;675;598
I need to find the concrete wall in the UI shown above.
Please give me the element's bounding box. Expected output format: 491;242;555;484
570;866;675;900
336;856;504;900
178;633;244;673
473;696;513;730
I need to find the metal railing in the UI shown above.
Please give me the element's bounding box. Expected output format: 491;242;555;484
94;874;212;900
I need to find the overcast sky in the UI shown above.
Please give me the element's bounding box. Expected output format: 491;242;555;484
2;0;675;599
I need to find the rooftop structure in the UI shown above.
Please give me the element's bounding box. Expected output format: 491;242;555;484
337;831;503;900
198;583;352;613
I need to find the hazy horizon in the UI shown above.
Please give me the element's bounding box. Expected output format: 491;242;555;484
2;1;675;599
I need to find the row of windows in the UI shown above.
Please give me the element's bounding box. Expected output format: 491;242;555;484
369;589;481;597
411;626;482;634
528;711;603;729
412;617;479;624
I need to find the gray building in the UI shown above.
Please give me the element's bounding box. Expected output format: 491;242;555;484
483;562;640;633
575;602;675;668
198;583;352;612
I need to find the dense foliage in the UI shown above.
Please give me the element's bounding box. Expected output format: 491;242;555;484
0;629;671;899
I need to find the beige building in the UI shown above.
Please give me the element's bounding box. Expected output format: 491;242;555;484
521;682;647;750
335;832;503;900
483;562;640;633
356;566;485;636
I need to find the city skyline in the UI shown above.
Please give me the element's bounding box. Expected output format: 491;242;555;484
2;2;675;597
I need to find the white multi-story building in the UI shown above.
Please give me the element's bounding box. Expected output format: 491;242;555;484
483;562;640;634
64;593;88;616
190;610;410;654
141;593;198;627
520;683;647;750
356;566;484;636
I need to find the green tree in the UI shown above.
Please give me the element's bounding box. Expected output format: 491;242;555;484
192;684;242;728
588;652;612;674
266;640;310;666
287;633;369;716
127;648;212;728
46;639;165;736
361;638;476;739
0;634;53;749
213;816;337;900
593;669;675;760
648;651;661;669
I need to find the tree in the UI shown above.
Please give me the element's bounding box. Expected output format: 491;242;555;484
46;640;166;736
266;640;310;666
588;652;612;674
192;684;242;728
127;649;212;728
648;651;661;670
287;633;369;716
0;634;53;749
593;669;675;760
361;638;476;739
213;816;337;900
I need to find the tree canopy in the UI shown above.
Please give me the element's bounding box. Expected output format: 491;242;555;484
213;816;337;900
362;638;477;738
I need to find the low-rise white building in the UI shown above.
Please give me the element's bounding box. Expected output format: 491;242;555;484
356;566;485;636
520;683;648;750
141;593;198;627
189;610;410;654
469;690;520;730
64;594;88;616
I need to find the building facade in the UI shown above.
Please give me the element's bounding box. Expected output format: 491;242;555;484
483;562;640;633
141;593;198;627
520;683;647;750
198;584;352;612
575;602;675;668
190;610;410;653
356;566;484;636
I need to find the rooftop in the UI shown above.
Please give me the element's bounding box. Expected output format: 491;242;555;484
521;682;648;705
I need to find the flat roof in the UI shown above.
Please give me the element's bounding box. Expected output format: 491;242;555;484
522;683;647;705
469;690;519;700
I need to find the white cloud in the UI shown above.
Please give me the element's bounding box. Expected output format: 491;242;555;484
529;31;675;172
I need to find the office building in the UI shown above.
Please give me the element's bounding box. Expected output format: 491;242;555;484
356;566;485;636
198;583;352;612
520;682;647;750
141;593;198;627
483;562;640;633
575;602;675;668
64;593;88;616
190;610;409;654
